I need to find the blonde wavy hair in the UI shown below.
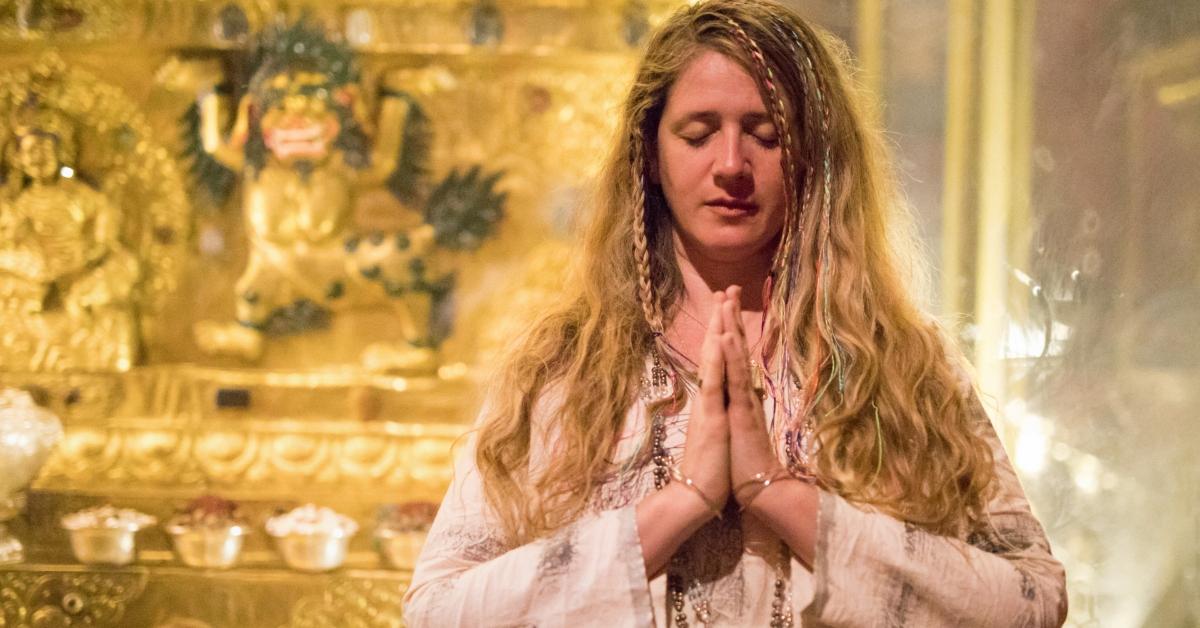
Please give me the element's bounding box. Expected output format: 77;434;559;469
475;0;996;544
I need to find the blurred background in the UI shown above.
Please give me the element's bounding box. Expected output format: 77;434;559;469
825;2;1200;626
0;0;1195;626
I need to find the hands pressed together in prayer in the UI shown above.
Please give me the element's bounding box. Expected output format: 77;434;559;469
681;285;787;515
637;286;820;578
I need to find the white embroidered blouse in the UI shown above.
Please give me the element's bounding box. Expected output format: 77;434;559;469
403;383;1068;627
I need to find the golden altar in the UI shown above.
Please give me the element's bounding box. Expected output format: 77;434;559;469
0;1;671;625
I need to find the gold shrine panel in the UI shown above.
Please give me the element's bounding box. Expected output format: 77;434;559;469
0;0;678;625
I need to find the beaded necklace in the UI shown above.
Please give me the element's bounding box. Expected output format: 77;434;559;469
650;411;795;627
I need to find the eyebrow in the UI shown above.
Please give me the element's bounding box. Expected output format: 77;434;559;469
668;111;774;132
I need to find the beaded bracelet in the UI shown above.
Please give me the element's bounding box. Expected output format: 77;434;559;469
668;466;724;520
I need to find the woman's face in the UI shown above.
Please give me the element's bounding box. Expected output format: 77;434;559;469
652;49;786;264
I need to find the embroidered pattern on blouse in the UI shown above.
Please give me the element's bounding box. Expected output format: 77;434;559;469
1017;567;1038;601
903;521;929;558
967;518;1043;555
429;522;509;564
537;524;578;578
883;580;916;628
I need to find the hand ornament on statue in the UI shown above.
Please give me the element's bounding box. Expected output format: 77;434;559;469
64;252;138;316
64;272;113;316
230;94;254;148
719;286;790;512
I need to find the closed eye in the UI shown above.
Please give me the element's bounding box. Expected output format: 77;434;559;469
680;132;777;149
754;134;780;148
749;123;779;148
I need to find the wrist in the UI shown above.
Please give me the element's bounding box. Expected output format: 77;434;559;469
668;466;726;520
743;475;818;521
636;480;716;577
732;465;788;505
734;465;813;513
648;482;720;530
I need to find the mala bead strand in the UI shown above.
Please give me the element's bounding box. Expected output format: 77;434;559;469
669;571;690;628
770;544;795;628
693;598;713;624
656;412;688;627
652;412;669;490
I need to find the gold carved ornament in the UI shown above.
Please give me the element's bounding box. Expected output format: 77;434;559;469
0;570;148;627
36;419;463;499
0;52;189;373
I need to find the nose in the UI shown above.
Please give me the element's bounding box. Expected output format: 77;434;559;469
712;131;752;193
284;93;308;115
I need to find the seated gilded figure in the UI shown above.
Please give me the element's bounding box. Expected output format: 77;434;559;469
189;22;504;373
0;95;140;372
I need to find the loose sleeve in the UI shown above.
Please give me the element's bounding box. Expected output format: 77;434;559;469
799;395;1068;628
402;426;656;627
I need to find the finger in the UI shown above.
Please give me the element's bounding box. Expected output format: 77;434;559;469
722;332;760;426
703;291;726;351
721;288;745;347
698;292;726;411
725;285;745;336
721;331;753;401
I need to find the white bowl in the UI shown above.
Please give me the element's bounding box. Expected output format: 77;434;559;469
167;523;247;569
65;527;139;566
375;528;428;570
271;531;353;572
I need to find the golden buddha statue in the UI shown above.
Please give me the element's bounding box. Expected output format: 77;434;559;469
0;96;140;372
189;22;492;373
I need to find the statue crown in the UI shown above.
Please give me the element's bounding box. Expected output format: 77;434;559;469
8;94;78;163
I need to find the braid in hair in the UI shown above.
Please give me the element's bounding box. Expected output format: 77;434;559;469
721;18;802;278
628;117;674;401
734;13;848;402
786;21;850;398
765;15;826;296
723;11;862;472
630;129;665;337
773;16;879;475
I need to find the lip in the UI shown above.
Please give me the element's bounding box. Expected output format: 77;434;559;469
704;198;759;213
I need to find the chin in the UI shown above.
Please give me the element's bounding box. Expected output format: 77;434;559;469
672;218;782;263
693;237;777;263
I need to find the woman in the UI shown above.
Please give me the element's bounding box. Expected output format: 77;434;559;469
404;0;1068;625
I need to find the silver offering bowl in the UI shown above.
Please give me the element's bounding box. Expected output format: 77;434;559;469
63;525;142;566
0;388;63;564
270;530;354;572
61;507;157;566
374;527;429;570
166;522;248;569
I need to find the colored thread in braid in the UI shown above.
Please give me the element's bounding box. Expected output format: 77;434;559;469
721;17;820;425
870;400;885;482
785;21;850;397
783;19;884;482
765;18;822;296
754;15;850;401
775;22;852;431
761;18;817;268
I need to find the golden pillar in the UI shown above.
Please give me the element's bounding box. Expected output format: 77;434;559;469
940;0;1035;436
